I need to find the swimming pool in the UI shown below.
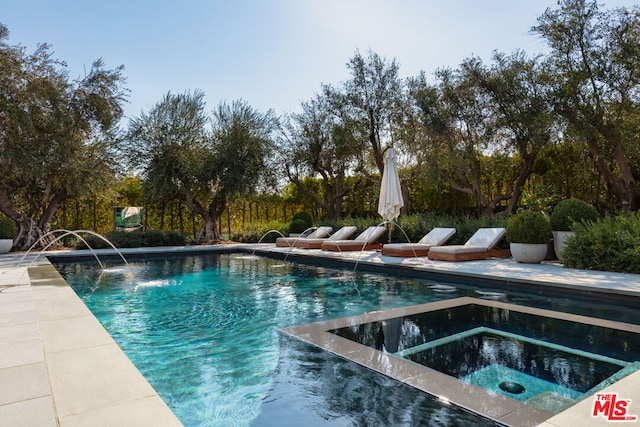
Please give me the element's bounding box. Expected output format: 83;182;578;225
53;253;640;426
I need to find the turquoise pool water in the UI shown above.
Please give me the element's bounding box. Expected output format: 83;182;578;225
53;253;640;426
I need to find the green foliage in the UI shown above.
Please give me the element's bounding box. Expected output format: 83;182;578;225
549;198;598;231
140;229;166;246
533;0;640;209
0;28;127;250
563;214;640;274
291;211;312;228
288;218;309;234
127;90;210;200
506;211;552;244
0;216;16;239
411;50;553;217
210;100;279;198
230;221;288;243
74;230;187;249
127;93;278;243
282;88;367;220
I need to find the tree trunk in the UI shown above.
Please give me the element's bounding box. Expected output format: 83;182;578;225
586;130;640;210
197;212;221;243
0;187;68;251
184;187;225;244
14;217;44;251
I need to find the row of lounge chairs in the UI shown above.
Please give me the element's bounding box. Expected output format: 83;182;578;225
275;226;508;261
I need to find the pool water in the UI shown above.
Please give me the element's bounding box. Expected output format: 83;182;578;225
53;253;640;426
406;327;625;404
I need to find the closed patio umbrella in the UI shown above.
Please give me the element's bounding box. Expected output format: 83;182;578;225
378;148;404;241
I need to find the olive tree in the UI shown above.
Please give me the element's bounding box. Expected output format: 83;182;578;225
533;0;640;210
0;23;127;250
281;88;366;219
127;91;278;242
470;52;555;214
341;49;408;175
411;52;553;217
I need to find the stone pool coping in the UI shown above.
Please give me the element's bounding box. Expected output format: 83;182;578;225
1;244;639;426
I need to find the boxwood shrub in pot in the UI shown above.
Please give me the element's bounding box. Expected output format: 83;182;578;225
0;216;16;254
549;199;598;262
506;210;552;263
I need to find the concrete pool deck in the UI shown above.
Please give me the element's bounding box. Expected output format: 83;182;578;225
0;244;639;426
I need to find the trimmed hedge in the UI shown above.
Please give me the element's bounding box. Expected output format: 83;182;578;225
230;221;288;243
75;229;187;249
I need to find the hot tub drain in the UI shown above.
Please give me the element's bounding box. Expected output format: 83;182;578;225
498;381;525;394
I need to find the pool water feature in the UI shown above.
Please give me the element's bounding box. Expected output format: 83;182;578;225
52;253;640;426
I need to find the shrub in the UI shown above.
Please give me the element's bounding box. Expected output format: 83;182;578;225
230;221;288;243
291;211;312;228
108;230;144;248
562;213;640;274
142;229;166;246
163;231;188;246
74;233;112;250
506;211;552;244
0;216;16;239
289;218;310;234
74;229;188;249
550;199;598;231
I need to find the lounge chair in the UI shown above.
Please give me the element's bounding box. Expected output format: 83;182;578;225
275;226;333;247
381;227;456;257
320;226;387;252
427;228;506;261
293;226;358;249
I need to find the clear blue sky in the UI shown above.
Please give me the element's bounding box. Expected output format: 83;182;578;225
2;0;633;122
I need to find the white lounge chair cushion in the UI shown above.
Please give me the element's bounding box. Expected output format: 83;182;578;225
306;226;333;239
381;243;433;251
354;226;386;242
428;245;488;254
275;226;333;246
320;226;386;251
464;228;505;248
417;228;457;245
429;228;506;254
328;226;358;240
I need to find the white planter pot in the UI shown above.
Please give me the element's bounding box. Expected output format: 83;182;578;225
552;231;574;263
0;239;13;254
510;243;548;264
